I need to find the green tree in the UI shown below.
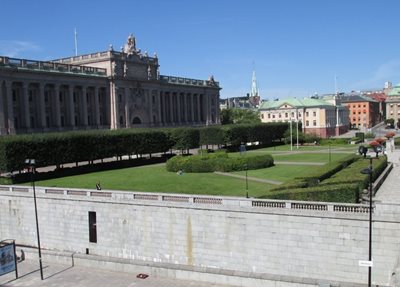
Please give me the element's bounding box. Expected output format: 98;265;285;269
220;108;234;124
220;108;261;125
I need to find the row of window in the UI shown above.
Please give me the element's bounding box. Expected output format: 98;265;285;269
263;111;317;119
350;104;367;108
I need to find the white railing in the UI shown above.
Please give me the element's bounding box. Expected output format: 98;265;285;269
0;185;373;214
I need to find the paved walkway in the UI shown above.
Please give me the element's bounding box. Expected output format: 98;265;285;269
214;171;283;185
375;149;400;204
0;260;230;287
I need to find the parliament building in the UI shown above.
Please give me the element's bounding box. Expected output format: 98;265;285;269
0;34;221;135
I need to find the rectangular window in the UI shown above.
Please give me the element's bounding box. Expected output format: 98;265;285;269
313;120;317;126
12;90;17;102
306;112;309;117
29;90;33;102
89;211;97;243
285;113;288;118
267;114;270;118
313;111;316;117
59;92;63;102
306;120;309;126
261;114;264;119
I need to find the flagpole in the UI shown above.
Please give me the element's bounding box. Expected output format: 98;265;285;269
74;28;78;56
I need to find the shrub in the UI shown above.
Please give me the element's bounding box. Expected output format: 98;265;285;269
166;153;274;173
262;183;360;203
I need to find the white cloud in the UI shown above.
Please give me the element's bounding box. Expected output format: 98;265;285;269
0;40;40;58
349;59;400;90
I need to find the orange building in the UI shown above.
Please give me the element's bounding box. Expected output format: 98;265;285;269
341;95;380;129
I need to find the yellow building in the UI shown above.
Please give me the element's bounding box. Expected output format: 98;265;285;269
259;97;349;138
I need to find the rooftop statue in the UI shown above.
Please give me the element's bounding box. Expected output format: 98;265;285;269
124;34;137;56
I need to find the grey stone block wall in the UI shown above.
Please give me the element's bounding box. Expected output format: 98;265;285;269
1;186;399;286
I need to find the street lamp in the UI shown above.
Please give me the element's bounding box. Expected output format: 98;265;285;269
25;159;44;280
244;163;249;198
360;157;374;287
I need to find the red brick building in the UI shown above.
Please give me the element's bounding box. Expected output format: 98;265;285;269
341;95;380;129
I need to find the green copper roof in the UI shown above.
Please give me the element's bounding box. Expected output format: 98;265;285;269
259;97;334;110
388;84;400;97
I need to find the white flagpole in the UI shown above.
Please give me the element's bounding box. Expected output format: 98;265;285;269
74;28;78;56
290;118;293;151
296;110;299;149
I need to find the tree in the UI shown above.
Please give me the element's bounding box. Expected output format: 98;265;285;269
220;108;234;125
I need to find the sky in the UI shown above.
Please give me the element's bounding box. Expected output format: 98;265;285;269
1;0;400;100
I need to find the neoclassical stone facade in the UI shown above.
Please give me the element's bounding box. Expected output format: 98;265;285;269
0;35;221;135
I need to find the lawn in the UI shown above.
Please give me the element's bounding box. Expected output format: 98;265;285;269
35;164;275;198
34;144;356;198
234;164;323;183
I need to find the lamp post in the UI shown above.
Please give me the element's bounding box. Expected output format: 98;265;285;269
245;163;249;198
360;157;373;287
25;159;43;280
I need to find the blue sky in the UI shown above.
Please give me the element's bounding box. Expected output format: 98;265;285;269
1;0;400;99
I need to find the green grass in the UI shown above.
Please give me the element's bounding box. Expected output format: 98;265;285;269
35;164;275;198
33;144;357;198
271;153;352;163
234;165;323;182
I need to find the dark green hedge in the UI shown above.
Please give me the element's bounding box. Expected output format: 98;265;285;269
0;129;172;172
0;122;288;173
265;155;388;203
263;183;361;203
166;152;274;173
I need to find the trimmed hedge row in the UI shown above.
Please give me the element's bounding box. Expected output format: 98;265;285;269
271;154;358;191
0;122;288;173
263;183;361;203
166;152;274;173
264;156;388;203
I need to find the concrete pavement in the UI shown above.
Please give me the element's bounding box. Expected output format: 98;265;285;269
0;259;231;287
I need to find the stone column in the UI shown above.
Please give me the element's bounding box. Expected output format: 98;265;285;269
38;83;47;129
68;85;75;127
124;88;129;128
157;91;162;126
22;82;31;129
109;82;118;129
0;81;6;134
183;93;188;123
190;94;195;122
215;94;220;124
196;94;201;122
161;91;166;125
81;86;88;127
54;85;61;128
148;90;153;126
5;81;15;134
169;92;174;124
94;86;100;127
177;93;181;124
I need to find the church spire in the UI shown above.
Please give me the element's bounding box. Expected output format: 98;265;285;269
251;69;259;98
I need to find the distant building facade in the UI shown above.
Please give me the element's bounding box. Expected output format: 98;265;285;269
0;34;221;135
258;97;349;138
340;95;380;129
385;83;400;123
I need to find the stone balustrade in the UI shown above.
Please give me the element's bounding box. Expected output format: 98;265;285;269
160;75;220;87
0;56;107;76
0;185;372;214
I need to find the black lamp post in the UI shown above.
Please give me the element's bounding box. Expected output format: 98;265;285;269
25;159;44;280
360;157;374;287
245;164;248;198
